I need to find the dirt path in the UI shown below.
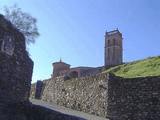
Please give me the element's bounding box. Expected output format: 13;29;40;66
31;99;109;120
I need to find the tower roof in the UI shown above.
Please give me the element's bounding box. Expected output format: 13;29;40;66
106;29;121;36
52;60;70;66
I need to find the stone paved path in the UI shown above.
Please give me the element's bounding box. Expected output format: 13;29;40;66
31;99;109;120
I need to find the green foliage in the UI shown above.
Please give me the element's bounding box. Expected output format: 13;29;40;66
104;56;160;78
3;4;39;45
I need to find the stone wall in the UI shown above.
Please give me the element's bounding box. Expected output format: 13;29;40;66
35;81;44;99
0;14;34;120
108;75;160;120
33;73;160;120
30;79;50;99
41;73;109;118
0;14;33;104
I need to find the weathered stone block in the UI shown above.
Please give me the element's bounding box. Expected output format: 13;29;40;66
41;74;109;118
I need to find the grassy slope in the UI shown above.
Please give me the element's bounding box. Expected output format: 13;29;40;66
104;56;160;78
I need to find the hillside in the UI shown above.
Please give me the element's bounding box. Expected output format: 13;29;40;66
104;56;160;78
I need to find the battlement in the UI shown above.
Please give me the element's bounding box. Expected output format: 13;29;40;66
106;29;121;36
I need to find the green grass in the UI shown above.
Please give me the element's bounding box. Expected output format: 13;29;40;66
103;56;160;78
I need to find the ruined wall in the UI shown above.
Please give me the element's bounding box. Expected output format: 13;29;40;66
0;14;34;120
0;15;33;104
108;75;160;120
41;73;109;118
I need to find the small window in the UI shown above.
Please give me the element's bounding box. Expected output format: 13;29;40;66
108;39;111;46
113;38;116;45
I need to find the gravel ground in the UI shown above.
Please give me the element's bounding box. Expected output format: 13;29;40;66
31;99;109;120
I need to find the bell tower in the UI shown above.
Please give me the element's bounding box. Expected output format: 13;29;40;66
105;29;123;67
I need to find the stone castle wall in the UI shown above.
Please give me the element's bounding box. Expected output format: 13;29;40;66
0;14;33;104
0;14;34;120
30;79;50;99
41;73;108;117
108;75;160;120
32;73;160;120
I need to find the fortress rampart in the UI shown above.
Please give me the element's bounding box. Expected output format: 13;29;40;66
31;74;160;120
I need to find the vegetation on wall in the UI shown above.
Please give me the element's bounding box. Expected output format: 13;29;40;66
2;4;39;45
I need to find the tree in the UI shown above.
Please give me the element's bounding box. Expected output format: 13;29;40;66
3;5;39;45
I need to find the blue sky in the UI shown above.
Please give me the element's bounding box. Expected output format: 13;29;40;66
0;0;160;82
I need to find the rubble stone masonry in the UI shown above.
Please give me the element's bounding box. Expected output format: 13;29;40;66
31;73;160;120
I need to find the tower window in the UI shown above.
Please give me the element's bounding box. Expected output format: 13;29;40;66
113;38;116;45
108;39;111;46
